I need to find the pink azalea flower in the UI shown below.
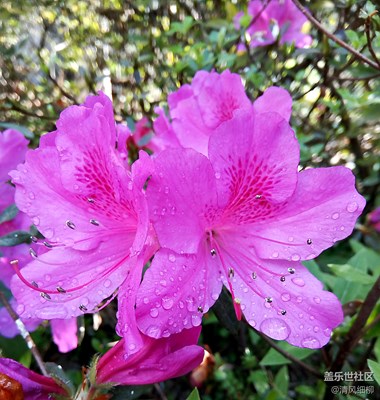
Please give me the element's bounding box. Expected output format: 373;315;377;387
235;0;312;48
97;326;204;385
135;107;365;348
9;92;156;355
152;70;252;156
0;358;67;399
369;207;380;232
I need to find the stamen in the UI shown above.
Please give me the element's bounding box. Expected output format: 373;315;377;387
210;249;217;257
31;281;39;288
65;220;76;230
43;241;53;248
29;248;38;258
280;276;286;282
90;219;100;226
255;194;262;199
252;271;257;279
265;297;273;303
87;198;95;203
30;236;38;243
197;306;203;313
307;239;312;245
280;310;287;315
79;304;88;312
56;286;66;293
228;268;234;278
40;292;51;300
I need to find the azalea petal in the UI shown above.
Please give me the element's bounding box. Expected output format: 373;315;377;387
151;107;181;152
10;240;132;320
218;235;343;348
147;148;218;254
252;167;366;261
136;246;222;338
51;318;78;353
253;86;292;122
97;327;204;385
209;111;299;212
0;358;65;399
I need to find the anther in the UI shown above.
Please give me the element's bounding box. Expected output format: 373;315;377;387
40;292;51;300
280;310;287;315
56;286;66;293
287;268;295;274
43;241;53;248
255;195;262;199
79;304;88;312
197;306;203;313
29;248;38;258
90;219;100;226
87;198;95;204
30;236;38;243
234;298;241;304
280;276;286;282
66;220;76;230
210;249;217;257
31;281;39;288
252;272;257;280
228;268;234;278
265;297;273;303
307;239;312;245
10;259;19;265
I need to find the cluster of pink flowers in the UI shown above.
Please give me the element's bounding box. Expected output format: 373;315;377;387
0;70;365;396
234;0;312;49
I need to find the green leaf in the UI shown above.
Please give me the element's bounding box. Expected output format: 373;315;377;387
260;342;315;366
0;230;31;246
274;366;289;397
45;362;75;396
328;263;376;285
368;359;380;385
0;122;34;139
0;204;19;224
186;388;201;400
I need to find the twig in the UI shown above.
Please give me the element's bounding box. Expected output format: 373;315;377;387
365;12;380;68
330;275;380;373
154;383;168;400
0;289;48;376
292;0;380;71
256;331;323;379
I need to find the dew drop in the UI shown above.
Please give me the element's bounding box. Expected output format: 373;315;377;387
191;314;202;326
16;304;25;314
323;328;332;337
160;279;167;287
313;326;320;333
313;296;321;304
128;343;136;351
292;277;305;287
168;254;176;262
28;192;35;200
248;319;256;327
347;201;358;213
179;301;184;309
272;252;279;258
214;172;221;179
44;274;51;282
291;254;300;261
301;337;321;349
162;296;174;310
32;216;40;226
150;308;159;318
103;279;111;288
281;293;291;302
260;318;290;340
143;297;149;304
332;212;339;220
288;236;294;242
296;296;303;303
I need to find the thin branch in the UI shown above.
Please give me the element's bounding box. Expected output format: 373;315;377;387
365;12;380;68
0;289;48;377
292;0;380;71
330;275;380;373
256;331;323;379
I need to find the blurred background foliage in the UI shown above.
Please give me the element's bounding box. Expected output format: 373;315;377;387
0;0;380;399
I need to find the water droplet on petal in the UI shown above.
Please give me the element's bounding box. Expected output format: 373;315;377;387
128;343;136;351
332;212;339;220
162;296;174;310
160;279;167;287
179;301;184;309
168;254;176;262
313;296;321;304
301;337;321;349
16;304;25;314
191;314;202;326
323;328;332;337
291;254;300;261
288;236;294;242
215;172;221;179
32;216;40;226
143;297;149;304
346;202;358;213
313;326;320;333
296;296;303;303
248;319;256;327
150;308;159;318
281;293;291;302
272;252;279;258
292;277;305;287
44;274;51;282
104;279;111;288
260;318;290;340
28;192;35;200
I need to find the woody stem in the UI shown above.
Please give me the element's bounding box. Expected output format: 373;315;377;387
0;290;48;377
